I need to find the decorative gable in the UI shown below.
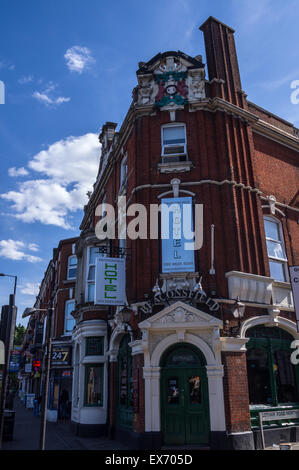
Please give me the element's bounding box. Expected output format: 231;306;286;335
139;301;222;331
133;51;206;110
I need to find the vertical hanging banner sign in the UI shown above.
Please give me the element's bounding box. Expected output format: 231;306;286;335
95;257;126;305
161;197;195;273
289;266;299;332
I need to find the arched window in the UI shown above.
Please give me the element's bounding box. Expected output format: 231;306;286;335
67;255;77;280
263;216;288;282
246;326;299;407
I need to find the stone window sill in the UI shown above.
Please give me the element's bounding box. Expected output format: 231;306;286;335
157;160;193;173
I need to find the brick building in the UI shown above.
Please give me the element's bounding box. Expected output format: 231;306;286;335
20;237;78;421
70;16;299;449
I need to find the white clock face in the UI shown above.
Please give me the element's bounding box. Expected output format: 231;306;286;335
166;85;177;95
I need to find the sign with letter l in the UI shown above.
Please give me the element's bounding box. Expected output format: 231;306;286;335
290;266;299;332
161;197;195;273
95;257;126;305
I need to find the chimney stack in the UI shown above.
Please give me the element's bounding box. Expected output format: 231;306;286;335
200;16;245;107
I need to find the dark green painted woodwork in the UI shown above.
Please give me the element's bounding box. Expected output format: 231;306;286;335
117;335;133;429
246;326;299;428
160;344;210;445
85;336;104;356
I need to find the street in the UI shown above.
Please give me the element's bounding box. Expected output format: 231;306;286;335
2;398;128;451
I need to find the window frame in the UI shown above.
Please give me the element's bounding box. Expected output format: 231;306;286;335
161;123;187;161
67;255;77;280
84;363;104;407
120;156;128;191
246;326;299;408
263;216;288;282
85;246;107;303
85;336;104;356
64;299;76;335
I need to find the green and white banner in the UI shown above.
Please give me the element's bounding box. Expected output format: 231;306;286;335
95;257;126;305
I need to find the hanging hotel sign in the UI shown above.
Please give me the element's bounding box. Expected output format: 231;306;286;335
161;197;195;274
95;257;126;306
289;266;299;332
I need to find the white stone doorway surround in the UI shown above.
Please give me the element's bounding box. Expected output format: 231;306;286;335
129;301;227;435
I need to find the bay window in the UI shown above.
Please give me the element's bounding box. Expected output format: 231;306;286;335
84;364;103;406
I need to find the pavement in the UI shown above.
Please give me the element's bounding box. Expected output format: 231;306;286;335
2;398;128;451
4;399;299;451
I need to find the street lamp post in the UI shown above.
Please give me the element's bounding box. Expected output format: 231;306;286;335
0;273;17;449
22;305;54;450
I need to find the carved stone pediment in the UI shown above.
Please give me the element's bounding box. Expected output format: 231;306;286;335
139;301;222;331
134;51;206;109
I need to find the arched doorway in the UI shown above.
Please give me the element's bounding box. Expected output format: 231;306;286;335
160;343;210;445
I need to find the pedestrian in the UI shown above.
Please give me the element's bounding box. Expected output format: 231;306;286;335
33;395;39;416
59;389;69;422
5;390;14;410
37;394;42;415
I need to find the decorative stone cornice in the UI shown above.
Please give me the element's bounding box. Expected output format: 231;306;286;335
220;337;249;352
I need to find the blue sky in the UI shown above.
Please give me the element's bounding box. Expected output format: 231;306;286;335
0;0;299;326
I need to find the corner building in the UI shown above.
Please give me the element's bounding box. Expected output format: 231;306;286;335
72;17;299;449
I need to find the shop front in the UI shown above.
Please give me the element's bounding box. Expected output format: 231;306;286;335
47;343;72;422
71;319;108;436
242;320;299;448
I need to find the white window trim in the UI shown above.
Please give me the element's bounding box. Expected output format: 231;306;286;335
161;123;187;158
120;156;127;188
264;215;289;282
67;255;77;280
64;299;76;335
85;246;107;303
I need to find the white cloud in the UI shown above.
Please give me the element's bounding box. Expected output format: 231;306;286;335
8;167;29;177
28;243;39;252
1;133;100;228
18;75;34;84
0;240;42;263
64;46;95;73
32;91;70;107
20;282;40;296
0;60;15;70
32;82;70;107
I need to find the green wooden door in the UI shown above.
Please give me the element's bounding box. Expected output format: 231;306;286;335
161;345;210;445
